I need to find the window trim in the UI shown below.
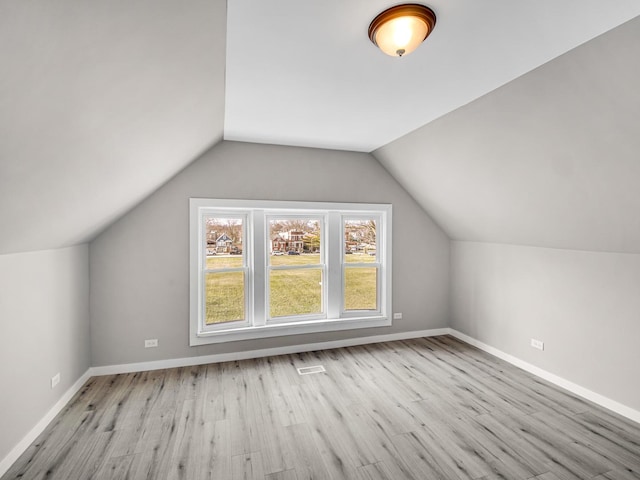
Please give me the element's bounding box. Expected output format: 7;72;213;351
190;198;392;346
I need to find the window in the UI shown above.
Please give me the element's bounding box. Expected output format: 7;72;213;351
202;215;247;327
190;199;392;345
343;218;379;312
268;216;324;320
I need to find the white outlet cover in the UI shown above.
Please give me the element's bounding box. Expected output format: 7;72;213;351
531;339;545;351
393;313;402;320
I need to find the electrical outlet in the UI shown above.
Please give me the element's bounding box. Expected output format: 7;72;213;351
393;312;402;320
144;339;159;348
51;373;60;389
531;338;544;351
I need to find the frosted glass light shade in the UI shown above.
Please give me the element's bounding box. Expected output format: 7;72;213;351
368;4;436;57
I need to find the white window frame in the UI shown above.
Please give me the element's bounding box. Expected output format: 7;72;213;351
190;199;392;345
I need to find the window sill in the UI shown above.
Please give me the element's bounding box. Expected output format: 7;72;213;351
190;316;392;345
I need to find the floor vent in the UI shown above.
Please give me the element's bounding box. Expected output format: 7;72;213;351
297;365;326;375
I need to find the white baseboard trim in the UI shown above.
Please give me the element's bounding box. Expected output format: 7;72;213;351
91;328;451;376
0;368;93;478
448;329;640;425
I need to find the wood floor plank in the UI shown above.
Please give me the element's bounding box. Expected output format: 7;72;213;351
3;335;640;480
265;468;299;480
129;403;180;480
196;420;232;480
417;418;493;478
477;412;607;480
595;469;640;480
448;414;544;479
231;451;264;480
528;473;564;480
390;430;460;479
356;461;394;480
47;429;116;480
271;384;309;428
93;454;137;480
297;382;378;469
347;401;426;480
281;423;335;480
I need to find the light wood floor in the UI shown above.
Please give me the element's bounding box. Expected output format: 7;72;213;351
3;336;640;480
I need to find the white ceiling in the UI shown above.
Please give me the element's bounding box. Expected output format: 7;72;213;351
224;0;640;152
376;15;640;254
1;1;640;255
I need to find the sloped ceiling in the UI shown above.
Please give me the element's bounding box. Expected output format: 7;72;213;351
0;0;226;255
224;0;640;152
375;15;640;254
1;1;639;255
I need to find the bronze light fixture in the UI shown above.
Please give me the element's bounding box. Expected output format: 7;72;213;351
368;4;437;57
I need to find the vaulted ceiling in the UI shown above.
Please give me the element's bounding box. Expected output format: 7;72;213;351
0;0;226;254
225;0;640;152
376;15;640;254
1;1;639;255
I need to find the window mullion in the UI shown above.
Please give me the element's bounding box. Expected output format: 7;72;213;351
327;212;342;319
252;211;266;326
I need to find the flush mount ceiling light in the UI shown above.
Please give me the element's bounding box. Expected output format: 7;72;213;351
368;4;436;57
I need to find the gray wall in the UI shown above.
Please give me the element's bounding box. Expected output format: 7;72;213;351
451;241;640;411
0;245;90;462
89;141;450;366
